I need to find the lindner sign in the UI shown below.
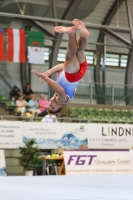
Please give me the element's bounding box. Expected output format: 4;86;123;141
88;124;133;149
64;150;133;175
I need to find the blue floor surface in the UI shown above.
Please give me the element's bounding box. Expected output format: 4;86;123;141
0;174;133;200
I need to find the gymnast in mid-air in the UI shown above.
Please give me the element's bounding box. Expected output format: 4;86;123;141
32;19;89;113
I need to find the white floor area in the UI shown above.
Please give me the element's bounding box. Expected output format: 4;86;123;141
0;175;133;200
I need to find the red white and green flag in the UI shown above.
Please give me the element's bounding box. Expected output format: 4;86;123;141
7;29;26;63
27;31;45;64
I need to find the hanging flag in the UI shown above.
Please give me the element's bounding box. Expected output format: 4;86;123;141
27;31;45;64
7;29;26;63
0;28;5;61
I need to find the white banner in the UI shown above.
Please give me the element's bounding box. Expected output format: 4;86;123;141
23;122;88;149
64;150;133;175
130;150;133;167
0;150;6;176
1;121;133;150
88;124;133;149
0;121;22;148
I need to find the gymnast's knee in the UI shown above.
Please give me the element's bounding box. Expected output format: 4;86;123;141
66;50;76;58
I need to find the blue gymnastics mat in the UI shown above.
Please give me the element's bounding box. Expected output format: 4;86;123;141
0;174;133;200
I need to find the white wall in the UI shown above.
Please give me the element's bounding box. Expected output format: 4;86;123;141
0;61;21;96
100;67;125;86
80;66;94;83
31;63;49;93
6;62;22;89
6;62;49;94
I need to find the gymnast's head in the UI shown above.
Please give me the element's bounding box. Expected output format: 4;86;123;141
48;95;63;114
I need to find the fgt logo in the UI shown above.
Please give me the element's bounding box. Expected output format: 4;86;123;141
67;155;97;165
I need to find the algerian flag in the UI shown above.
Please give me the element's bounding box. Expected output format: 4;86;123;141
27;31;45;64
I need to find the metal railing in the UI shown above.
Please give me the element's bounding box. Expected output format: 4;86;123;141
0;82;133;106
70;82;133;106
0;115;88;123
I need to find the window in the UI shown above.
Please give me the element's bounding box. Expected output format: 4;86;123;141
44;47;49;61
57;49;94;64
57;49;66;61
120;55;128;67
85;51;94;64
101;54;119;66
44;46;128;68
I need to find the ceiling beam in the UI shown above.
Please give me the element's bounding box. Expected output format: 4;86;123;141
125;0;133;41
0;12;132;32
28;20;56;39
0;0;69;7
103;28;132;47
103;0;125;25
49;0;58;26
98;0;125;43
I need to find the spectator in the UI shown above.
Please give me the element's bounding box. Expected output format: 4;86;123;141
57;147;63;156
81;143;87;150
23;83;33;102
46;147;63;175
41;109;58;123
16;94;28;116
38;94;49;116
28;94;41;117
10;85;21;101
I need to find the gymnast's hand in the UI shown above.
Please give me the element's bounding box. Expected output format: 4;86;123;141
39;71;51;83
32;70;48;81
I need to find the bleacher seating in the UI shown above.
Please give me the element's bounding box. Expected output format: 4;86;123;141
1;93;133;124
0;95;9;104
78;108;88;122
6;101;16;109
0;96;42;122
69;107;133;124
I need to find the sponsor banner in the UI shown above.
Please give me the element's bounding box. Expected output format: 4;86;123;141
64;150;133;175
88;124;133;149
0;121;22;148
1;121;133;150
23;122;88;149
130;150;133;167
0;150;6;176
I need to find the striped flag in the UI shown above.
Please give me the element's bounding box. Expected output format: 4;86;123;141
0;28;5;61
7;29;26;63
27;31;45;64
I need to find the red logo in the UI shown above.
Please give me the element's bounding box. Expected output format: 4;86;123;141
31;41;42;52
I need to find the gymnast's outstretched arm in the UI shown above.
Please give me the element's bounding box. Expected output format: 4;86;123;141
32;70;66;100
43;63;64;77
38;63;64;83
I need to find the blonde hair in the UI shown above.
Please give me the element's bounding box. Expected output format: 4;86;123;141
30;93;36;98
